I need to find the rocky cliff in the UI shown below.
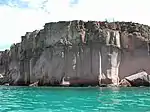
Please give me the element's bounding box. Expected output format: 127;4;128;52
0;20;150;86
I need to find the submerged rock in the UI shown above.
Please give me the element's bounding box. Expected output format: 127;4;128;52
0;20;150;86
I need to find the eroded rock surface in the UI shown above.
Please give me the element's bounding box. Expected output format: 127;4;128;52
0;20;150;86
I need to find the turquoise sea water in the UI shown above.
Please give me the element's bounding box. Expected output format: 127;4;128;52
0;86;150;112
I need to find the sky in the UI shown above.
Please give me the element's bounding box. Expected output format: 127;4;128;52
0;0;150;50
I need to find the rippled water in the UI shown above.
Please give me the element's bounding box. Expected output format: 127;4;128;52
0;86;150;112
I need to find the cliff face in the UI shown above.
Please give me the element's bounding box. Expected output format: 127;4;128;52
0;20;150;86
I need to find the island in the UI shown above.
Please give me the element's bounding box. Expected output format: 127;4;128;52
0;20;150;87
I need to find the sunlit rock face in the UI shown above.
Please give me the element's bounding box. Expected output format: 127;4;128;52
0;20;150;86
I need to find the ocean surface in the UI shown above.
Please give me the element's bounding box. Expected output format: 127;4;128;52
0;86;150;112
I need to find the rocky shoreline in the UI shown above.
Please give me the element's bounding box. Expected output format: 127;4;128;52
0;20;150;87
